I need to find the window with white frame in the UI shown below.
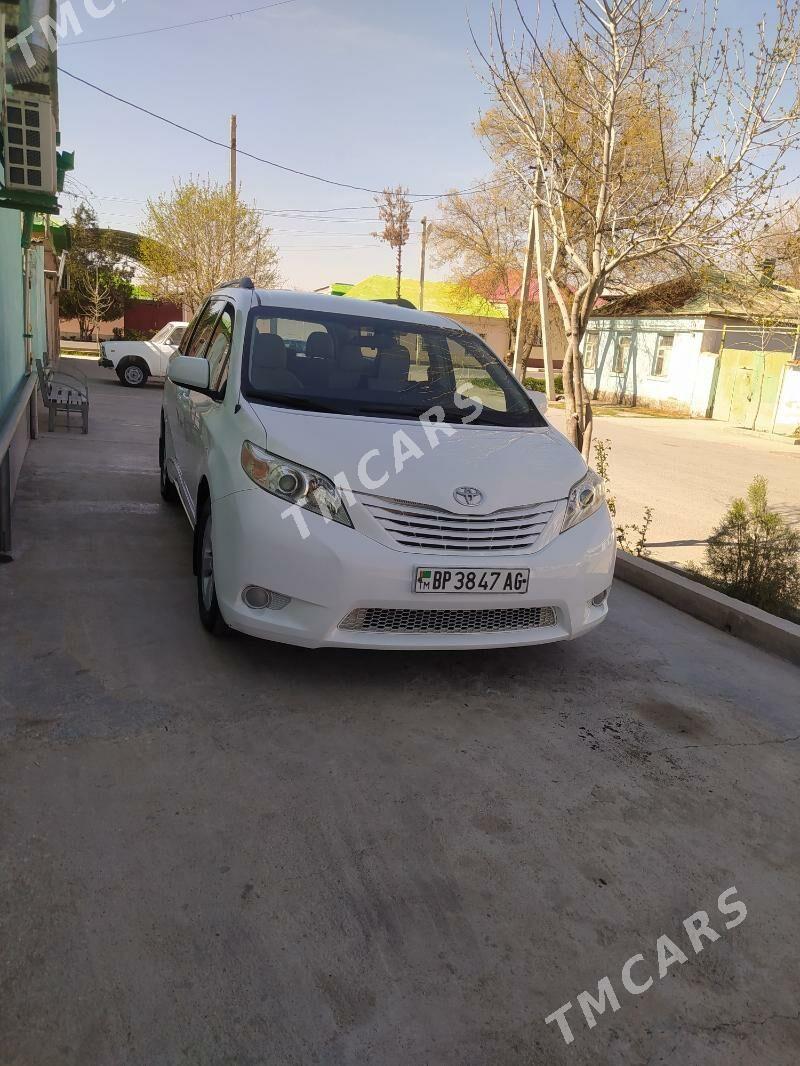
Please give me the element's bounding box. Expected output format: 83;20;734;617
651;334;674;377
584;331;599;370
612;334;631;374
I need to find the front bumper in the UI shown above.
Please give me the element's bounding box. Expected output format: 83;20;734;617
98;356;114;369
211;489;616;650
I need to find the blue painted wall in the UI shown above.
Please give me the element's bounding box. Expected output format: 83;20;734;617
0;207;25;421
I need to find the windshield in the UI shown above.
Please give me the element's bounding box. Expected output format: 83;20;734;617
241;307;545;428
152;324;185;345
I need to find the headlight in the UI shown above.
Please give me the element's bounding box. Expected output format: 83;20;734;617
241;441;353;529
561;469;605;533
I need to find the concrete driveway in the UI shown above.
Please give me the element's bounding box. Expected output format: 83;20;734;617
1;363;798;1065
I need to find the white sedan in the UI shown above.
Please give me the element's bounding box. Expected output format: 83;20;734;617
99;321;188;388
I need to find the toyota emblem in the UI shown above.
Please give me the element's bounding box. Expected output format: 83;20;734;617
453;486;484;507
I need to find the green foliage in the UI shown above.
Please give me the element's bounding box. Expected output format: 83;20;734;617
60;203;133;340
703;476;800;617
524;375;564;394
141;178;281;312
593;438;654;556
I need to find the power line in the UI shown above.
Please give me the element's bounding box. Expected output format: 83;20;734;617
58;67;500;201
60;0;300;47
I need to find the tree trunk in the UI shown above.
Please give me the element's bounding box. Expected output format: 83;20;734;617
396;246;402;301
561;337;594;461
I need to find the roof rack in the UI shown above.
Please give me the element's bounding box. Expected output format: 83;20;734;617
214;277;255;292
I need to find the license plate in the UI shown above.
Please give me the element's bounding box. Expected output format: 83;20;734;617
414;567;530;595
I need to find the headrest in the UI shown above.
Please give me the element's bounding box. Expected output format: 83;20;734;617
377;344;411;382
252;332;288;371
305;331;334;360
338;344;366;372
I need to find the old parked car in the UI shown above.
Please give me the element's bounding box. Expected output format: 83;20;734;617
160;281;615;649
99;321;188;388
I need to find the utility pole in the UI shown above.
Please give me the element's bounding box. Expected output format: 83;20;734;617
419;217;429;311
230;114;238;269
512;203;536;383
532;168;555;400
230;114;238;194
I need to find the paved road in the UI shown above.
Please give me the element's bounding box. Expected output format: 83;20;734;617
549;408;799;567
1;363;798;1065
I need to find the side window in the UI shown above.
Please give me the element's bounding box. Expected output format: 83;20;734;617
186;299;225;358
169;326;186;347
206;306;235;392
612;334;631;374
651;334;674;377
178;311;202;356
584;331;599;370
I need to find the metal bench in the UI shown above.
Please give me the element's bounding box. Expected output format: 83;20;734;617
35;359;89;434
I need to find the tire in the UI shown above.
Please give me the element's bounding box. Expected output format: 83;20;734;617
159;419;178;503
195;498;227;636
118;359;149;388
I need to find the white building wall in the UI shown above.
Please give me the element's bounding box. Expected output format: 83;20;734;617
582;316;708;412
450;314;510;360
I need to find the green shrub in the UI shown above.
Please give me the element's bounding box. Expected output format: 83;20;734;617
525;375;564;394
703;476;800;617
593;438;654;556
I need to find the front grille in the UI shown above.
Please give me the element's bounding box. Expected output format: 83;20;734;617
358;493;559;554
339;606;558;634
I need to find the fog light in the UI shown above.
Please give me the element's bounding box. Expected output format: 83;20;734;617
243;586;272;610
591;590;609;607
242;586;292;611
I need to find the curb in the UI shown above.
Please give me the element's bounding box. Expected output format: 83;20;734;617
615;552;800;667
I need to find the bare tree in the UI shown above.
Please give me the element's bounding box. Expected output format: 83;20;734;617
141;178;282;314
373;187;412;300
757;205;800;288
78;268;115;345
432;181;541;365
476;0;800;457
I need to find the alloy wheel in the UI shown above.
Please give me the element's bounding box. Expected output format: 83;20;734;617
201;515;215;612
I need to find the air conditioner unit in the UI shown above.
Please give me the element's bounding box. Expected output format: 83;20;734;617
2;91;57;197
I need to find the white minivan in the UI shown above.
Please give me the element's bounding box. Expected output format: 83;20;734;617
160;281;615;649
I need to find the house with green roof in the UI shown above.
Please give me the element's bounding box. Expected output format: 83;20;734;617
339;275;512;360
582;270;800;435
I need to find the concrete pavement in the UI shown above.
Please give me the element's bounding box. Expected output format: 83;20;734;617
1;363;799;1065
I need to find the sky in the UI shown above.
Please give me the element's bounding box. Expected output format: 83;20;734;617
54;0;780;293
56;0;498;291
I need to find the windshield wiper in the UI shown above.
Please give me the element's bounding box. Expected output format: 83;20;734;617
354;403;427;419
249;393;345;415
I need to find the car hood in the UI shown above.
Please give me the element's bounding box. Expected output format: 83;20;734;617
250;404;586;511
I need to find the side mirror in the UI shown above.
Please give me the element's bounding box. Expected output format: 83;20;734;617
168;355;211;392
527;389;549;416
